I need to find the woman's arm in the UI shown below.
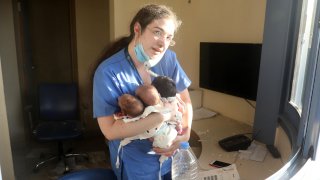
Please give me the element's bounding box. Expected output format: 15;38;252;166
176;88;193;141
97;112;167;140
153;88;193;156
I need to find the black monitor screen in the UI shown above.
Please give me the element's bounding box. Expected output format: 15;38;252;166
200;42;262;101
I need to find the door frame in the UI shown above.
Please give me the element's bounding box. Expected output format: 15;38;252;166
13;0;78;135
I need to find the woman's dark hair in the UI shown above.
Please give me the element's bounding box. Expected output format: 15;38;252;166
129;4;181;37
89;5;181;107
91;4;181;78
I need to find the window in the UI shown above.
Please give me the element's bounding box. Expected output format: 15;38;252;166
290;0;318;114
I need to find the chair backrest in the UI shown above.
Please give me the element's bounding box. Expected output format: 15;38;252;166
39;83;78;121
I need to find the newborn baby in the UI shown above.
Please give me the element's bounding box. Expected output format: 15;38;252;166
115;77;184;169
117;94;144;117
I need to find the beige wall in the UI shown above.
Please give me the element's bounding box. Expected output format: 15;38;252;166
0;0;22;179
75;0;110;133
0;58;15;180
111;0;266;125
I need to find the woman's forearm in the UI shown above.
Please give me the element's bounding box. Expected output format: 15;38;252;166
97;112;164;140
180;89;193;141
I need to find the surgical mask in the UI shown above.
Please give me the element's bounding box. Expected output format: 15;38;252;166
134;42;161;77
134;43;150;63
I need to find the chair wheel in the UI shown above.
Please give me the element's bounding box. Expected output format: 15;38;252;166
65;165;70;173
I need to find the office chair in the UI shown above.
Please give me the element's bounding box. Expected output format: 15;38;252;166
58;168;117;180
33;83;88;173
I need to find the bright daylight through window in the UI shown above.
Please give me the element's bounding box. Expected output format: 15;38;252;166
290;0;317;114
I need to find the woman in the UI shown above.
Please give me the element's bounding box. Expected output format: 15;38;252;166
93;4;193;179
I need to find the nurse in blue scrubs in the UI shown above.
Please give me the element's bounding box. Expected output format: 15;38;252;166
93;4;193;180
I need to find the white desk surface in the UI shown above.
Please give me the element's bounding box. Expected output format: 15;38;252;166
191;115;284;180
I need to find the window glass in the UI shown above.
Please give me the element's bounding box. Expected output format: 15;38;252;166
290;0;318;114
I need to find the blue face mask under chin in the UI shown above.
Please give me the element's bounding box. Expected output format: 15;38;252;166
134;43;150;63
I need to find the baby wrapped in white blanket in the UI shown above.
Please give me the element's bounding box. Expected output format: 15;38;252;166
115;76;185;169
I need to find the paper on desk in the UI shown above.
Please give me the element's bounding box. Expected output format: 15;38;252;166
238;141;267;162
198;164;240;180
193;107;217;120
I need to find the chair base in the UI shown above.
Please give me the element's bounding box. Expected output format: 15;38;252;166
33;153;89;173
33;141;89;173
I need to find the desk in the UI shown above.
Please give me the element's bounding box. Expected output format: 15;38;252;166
191;115;284;180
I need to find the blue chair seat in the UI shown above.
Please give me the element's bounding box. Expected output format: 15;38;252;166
35;120;82;141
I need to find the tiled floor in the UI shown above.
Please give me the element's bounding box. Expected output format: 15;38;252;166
23;134;110;180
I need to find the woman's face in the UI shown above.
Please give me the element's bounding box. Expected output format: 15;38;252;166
138;18;176;61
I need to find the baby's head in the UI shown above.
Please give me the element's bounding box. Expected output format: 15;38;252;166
152;76;176;98
118;94;144;117
135;84;160;106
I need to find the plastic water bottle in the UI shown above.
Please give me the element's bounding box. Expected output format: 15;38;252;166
171;142;198;180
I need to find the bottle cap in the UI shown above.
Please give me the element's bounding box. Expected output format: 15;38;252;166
180;141;190;149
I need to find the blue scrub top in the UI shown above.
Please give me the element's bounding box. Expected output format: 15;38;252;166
93;47;191;180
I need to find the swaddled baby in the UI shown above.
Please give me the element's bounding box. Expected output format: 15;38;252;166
116;83;181;148
114;76;185;169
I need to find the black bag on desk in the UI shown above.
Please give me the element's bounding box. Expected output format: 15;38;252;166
218;134;252;152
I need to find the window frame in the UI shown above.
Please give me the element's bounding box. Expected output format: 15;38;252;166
255;0;320;178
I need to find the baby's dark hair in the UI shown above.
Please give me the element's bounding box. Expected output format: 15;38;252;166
152;76;176;98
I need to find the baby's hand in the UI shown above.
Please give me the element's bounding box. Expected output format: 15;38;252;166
113;112;127;120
